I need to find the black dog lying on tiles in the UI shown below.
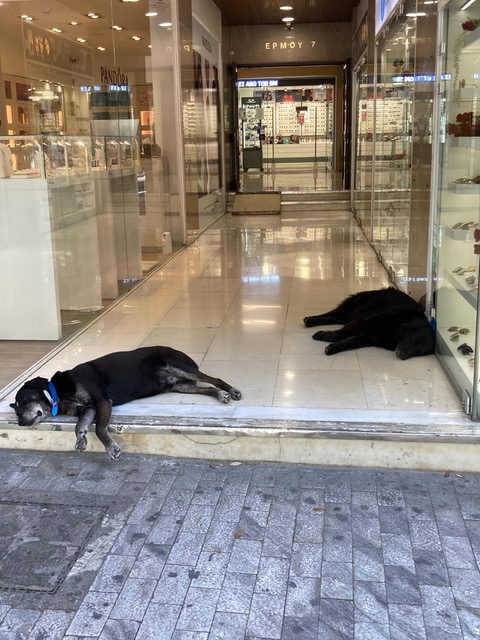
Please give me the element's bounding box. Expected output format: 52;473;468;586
10;346;242;460
303;287;435;360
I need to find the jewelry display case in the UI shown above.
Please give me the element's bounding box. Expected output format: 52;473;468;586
431;0;480;416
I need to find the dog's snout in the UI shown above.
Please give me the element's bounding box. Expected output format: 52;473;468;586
18;416;25;426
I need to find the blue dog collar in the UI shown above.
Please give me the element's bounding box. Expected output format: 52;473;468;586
43;381;59;416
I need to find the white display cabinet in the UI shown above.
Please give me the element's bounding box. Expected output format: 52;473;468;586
0;135;105;339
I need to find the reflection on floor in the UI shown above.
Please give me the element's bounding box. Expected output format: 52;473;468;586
0;207;463;424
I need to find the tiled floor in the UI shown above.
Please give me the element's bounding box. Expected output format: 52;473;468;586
0;206;463;423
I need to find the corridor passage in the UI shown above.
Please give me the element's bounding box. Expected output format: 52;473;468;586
0;207;461;424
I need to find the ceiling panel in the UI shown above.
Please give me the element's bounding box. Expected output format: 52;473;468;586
211;0;358;25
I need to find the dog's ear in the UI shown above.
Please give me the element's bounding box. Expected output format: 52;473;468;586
9;403;16;409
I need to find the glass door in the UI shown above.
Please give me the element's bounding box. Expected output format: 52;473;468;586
237;82;334;191
432;0;480;417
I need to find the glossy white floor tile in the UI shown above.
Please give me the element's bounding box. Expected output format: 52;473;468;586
0;207;466;426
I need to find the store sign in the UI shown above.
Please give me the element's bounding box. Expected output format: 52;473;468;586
100;66;129;88
375;0;402;35
391;74;451;83
236;79;279;88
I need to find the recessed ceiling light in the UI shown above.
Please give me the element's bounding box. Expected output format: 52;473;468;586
51;27;63;33
131;35;141;40
112;24;124;30
280;5;293;9
76;37;87;43
405;11;427;15
69;21;80;25
146;11;158;16
282;16;294;22
97;46;106;51
20;15;34;21
86;12;100;19
159;21;172;27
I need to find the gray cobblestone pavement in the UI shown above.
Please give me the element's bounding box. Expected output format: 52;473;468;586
0;449;479;639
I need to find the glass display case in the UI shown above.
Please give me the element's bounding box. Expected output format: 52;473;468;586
373;10;416;284
91;136;140;171
0;136;44;178
431;0;480;417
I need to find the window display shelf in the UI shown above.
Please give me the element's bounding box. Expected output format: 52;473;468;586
450;137;480;148
448;182;480;194
445;271;478;309
445;226;474;241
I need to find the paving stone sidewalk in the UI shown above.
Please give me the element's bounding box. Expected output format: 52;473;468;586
0;448;478;639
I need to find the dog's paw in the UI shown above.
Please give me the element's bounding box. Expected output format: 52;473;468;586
325;344;336;355
304;316;314;327
75;435;87;452
106;441;121;460
312;330;330;341
219;390;231;404
229;388;242;401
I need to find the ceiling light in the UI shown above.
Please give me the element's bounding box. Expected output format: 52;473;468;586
159;21;172;27
69;21;80;25
20;15;34;21
51;27;63;33
76;37;87;43
460;0;476;8
112;25;124;30
146;11;158;16
86;12;100;19
282;16;294;22
405;11;427;15
131;35;141;40
97;46;106;51
280;5;293;9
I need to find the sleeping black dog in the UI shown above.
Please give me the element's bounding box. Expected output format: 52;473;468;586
304;287;435;359
10;346;242;459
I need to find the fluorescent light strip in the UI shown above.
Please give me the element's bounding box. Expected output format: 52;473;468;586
461;0;476;9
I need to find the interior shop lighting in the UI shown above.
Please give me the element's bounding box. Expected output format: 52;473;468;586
280;5;293;9
146;11;158;16
131;35;141;40
461;0;476;9
159;21;172;26
97;46;106;51
69;21;80;25
282;16;294;22
405;11;427;15
86;12;100;19
112;25;124;30
51;27;63;33
76;37;87;42
20;15;34;21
